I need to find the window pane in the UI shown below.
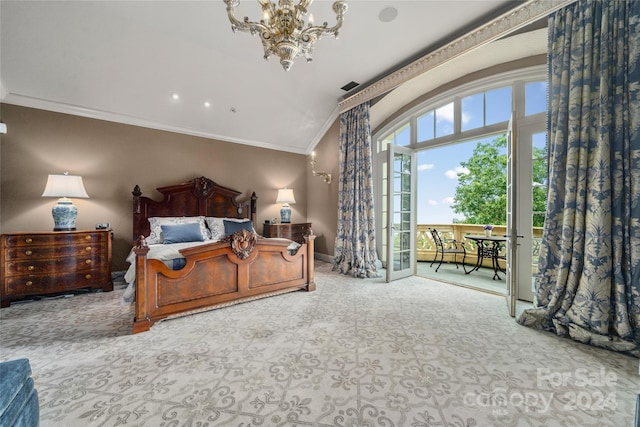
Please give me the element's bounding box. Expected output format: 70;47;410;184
461;93;484;131
401;251;410;269
525;81;547;116
486;86;512;125
417;111;434;142
396;123;411;146
379;134;393;152
435;102;454;137
402;193;411;211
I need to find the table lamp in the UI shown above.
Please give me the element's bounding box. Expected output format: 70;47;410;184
276;188;295;223
42;172;89;231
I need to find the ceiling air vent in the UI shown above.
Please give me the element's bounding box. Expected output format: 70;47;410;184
340;81;359;92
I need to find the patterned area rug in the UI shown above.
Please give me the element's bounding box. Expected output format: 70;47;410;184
1;262;638;426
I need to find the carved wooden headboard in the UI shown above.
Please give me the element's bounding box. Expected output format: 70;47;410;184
132;176;257;242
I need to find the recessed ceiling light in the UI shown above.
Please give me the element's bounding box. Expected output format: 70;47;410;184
171;92;180;101
378;6;398;23
204;101;211;108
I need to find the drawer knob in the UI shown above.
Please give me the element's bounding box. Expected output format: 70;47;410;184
25;250;33;256
85;235;92;240
27;265;35;271
86;246;92;252
26;281;33;287
85;259;92;264
85;274;92;279
25;238;33;243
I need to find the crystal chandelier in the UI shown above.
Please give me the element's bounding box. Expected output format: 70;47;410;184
223;0;348;71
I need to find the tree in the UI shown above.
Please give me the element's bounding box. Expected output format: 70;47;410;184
451;134;547;227
451;135;507;225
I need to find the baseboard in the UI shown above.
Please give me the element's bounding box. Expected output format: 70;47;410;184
314;253;333;264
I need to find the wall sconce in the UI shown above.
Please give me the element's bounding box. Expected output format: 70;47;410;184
42;172;89;231
310;151;332;184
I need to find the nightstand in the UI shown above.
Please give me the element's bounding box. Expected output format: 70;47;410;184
262;222;312;245
1;229;113;307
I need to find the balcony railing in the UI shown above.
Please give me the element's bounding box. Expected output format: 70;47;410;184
416;224;543;271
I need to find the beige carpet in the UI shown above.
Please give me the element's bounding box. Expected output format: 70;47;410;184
1;261;638;426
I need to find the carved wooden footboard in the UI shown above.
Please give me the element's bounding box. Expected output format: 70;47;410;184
130;177;315;333
132;232;315;333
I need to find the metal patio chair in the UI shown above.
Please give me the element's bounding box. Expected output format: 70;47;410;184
429;228;467;272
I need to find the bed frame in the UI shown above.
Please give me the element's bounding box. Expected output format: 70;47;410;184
131;176;315;333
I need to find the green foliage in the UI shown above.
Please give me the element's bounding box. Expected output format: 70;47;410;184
531;145;548;227
451;134;547;227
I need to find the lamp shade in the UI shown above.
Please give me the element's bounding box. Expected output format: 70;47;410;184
275;188;296;204
42;174;89;198
42;173;89;231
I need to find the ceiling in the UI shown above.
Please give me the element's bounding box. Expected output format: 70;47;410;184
1;0;520;154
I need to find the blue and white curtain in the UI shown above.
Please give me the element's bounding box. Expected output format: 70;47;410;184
333;102;380;278
517;0;640;355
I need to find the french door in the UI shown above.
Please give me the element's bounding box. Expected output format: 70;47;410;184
506;116;518;316
516;120;546;303
506;116;544;314
386;144;416;282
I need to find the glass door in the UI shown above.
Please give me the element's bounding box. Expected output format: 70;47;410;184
517;122;547;302
386;144;416;282
506;115;517;316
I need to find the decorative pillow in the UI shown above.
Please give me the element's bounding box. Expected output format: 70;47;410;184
205;217;226;241
206;217;251;241
161;223;205;244
147;216;210;244
223;219;254;237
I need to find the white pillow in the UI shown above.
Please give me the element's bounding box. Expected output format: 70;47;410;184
147;216;210;244
205;217;251;241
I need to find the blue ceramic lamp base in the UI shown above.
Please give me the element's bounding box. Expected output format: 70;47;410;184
280;204;291;223
51;198;78;231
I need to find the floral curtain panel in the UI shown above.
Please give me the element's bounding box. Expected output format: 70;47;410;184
518;0;640;355
333;102;380;278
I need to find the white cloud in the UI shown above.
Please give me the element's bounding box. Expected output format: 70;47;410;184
418;163;434;172
443;197;455;205
436;103;454;123
445;166;470;179
428;199;438;206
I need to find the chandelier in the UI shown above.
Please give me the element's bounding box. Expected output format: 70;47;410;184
223;0;348;71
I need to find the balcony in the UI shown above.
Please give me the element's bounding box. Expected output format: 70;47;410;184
415;224;543;294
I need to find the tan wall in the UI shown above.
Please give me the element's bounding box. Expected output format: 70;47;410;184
307;118;340;257
0;104;319;270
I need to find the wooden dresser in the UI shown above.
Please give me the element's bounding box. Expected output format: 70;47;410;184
262;222;312;245
1;230;113;307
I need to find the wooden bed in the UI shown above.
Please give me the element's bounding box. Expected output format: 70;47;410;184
130;176;315;333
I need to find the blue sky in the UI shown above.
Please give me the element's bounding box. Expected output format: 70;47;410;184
416;136;498;224
406;81;547;224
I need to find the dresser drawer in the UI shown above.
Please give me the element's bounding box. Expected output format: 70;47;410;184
3;254;107;276
1;230;112;307
4;271;106;295
263;223;312;244
3;232;106;247
4;242;107;260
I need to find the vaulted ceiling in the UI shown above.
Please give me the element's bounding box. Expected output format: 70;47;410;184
1;1;522;153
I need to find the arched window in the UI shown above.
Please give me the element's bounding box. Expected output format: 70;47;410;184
373;66;548;280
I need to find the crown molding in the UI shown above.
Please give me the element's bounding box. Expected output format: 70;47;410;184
339;0;576;113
